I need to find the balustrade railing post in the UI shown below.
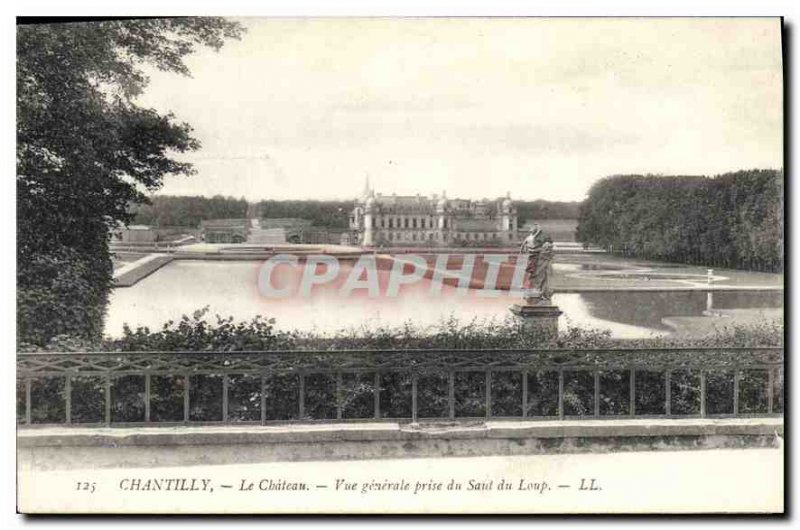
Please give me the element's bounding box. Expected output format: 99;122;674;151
768;368;774;414
629;369;636;417
448;371;455;420
522;370;528;418
260;375;267;425
594;371;600;418
557;370;564;419
411;374;418;423
298;374;305;419
65;375;72;425
485;371;492;419
184;373;191;424
336;373;343;420
222;374;229;423
374;372;381;419
104;376;111;426
700;370;706;417
144;373;151;423
665;371;672;416
25;378;31;425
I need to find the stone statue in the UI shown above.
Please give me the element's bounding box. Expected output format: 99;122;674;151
519;224;554;304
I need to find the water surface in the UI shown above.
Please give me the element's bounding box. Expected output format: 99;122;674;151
106;258;782;339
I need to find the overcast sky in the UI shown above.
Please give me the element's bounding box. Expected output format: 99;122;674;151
138;17;783;202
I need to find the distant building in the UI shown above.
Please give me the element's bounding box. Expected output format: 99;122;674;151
112;224;157;244
348;181;519;247
199;219;249;244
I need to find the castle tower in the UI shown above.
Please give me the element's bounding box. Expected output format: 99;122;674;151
501;191;513;232
436;191;448;228
436;191;448;242
362;175;371;199
362;189;375;247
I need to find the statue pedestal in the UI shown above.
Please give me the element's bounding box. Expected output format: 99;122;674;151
510;303;562;339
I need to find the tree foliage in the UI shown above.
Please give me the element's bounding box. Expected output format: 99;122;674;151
515;200;581;223
254;200;354;228
17;18;243;347
129;194;249;227
575;170;783;272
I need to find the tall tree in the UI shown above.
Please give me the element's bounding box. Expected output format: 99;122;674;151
576;170;783;272
17;18;243;346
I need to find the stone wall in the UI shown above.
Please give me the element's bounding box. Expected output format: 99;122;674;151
18;418;783;471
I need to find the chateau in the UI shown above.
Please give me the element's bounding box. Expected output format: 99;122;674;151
348;182;519;247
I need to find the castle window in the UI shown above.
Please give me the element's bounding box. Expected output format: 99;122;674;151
389;218;394;228
412;218;417;228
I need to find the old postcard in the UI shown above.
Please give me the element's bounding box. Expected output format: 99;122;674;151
16;16;784;514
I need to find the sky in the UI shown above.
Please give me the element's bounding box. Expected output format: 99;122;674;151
137;17;783;202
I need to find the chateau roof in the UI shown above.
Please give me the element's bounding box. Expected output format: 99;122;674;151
359;192;510;216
